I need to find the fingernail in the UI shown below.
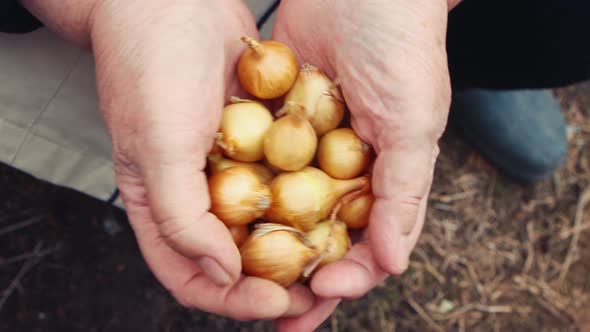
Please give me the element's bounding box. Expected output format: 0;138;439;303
197;256;233;286
394;242;409;274
397;253;409;273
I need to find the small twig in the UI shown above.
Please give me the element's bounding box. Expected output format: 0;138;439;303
404;291;444;332
0;216;44;237
523;222;536;274
430;190;477;203
559;222;590;239
434;303;515;321
536;298;570;323
433;203;454;212
0;242;43;311
0;244;61;267
331;310;339;332
558;186;590;285
415;248;446;284
513;275;574;322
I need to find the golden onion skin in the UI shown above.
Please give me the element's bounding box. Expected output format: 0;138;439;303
218;100;273;162
264;112;317;172
240;230;317;287
285;64;345;136
318;128;370;180
306;220;351;269
228;225;249;247
265;167;367;231
208;154;273;184
338;193;374;229
208;167;271;226
237;37;299;99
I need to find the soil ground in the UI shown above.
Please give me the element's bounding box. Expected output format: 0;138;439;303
1;82;589;332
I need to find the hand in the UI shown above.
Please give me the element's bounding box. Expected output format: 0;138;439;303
271;0;454;330
22;0;314;320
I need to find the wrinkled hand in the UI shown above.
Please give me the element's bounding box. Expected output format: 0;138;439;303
23;0;314;321
91;0;317;320
272;0;453;330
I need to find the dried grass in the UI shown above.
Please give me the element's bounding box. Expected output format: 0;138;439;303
332;83;590;331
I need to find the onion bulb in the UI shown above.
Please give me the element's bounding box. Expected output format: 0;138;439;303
229;225;249;247
305;220;350;271
216;97;273;162
337;193;374;229
264;103;317;171
237;36;298;99
284;64;345;136
209;166;271;226
240;223;318;287
207;153;273;184
265;167;368;231
318;128;371;179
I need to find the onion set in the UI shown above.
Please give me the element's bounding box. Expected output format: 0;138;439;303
318;128;371;179
204;36;379;288
265;167;368;231
264;102;317;171
216;97;273;162
240;224;317;287
306;220;350;270
238;36;298;99
208;166;271;227
285;64;345;136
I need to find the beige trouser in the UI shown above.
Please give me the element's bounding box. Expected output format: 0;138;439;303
0;0;276;208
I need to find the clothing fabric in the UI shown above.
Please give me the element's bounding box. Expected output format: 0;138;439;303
448;0;590;89
0;1;42;33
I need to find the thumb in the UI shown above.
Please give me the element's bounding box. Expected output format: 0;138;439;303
368;141;439;274
137;127;241;286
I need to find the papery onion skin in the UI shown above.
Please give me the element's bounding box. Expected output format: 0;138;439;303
209;166;271;226
208;154;273;184
237;37;298;99
264;109;317;172
265;167;368;231
338;193;374;229
218;100;273;162
318;128;371;180
285;64;345;136
240;229;317;287
229;225;249;247
306;220;351;268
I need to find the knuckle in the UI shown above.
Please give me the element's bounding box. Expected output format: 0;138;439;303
157;217;192;251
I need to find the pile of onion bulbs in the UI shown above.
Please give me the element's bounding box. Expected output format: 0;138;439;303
206;36;375;287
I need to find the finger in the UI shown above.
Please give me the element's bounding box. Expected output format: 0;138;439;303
126;203;291;320
310;180;432;299
401;180;431;255
137;142;240;285
284;284;316;317
276;298;341;332
310;242;388;299
127;38;242;286
368;143;438;274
